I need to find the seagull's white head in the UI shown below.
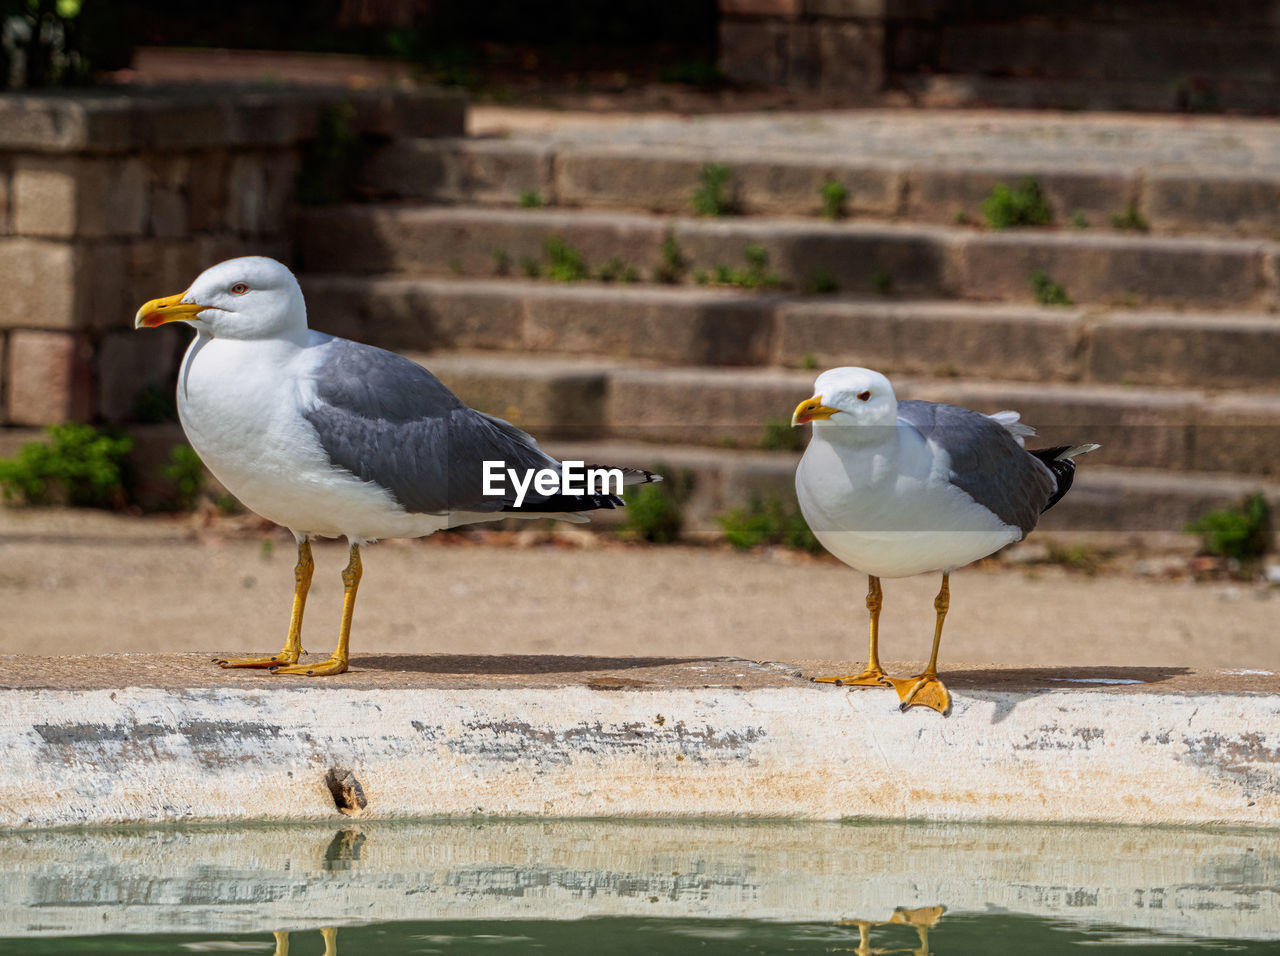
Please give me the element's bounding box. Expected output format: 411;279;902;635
792;366;898;430
134;256;307;341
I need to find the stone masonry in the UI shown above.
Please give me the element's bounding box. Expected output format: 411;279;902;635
0;86;463;428
718;1;1280;113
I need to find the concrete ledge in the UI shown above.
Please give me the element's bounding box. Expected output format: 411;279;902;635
1;655;1275;829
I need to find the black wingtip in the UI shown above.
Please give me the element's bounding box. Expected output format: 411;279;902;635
498;463;661;515
582;463;662;486
1029;445;1078;513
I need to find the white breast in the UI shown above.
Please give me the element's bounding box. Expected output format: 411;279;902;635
796;428;1021;578
175;333;448;540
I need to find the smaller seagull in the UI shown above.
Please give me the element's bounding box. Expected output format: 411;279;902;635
792;367;1098;715
136;256;658;676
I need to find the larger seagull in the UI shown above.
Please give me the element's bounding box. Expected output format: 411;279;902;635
136;256;657;676
792;367;1098;715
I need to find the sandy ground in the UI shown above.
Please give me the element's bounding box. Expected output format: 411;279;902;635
1;509;1275;673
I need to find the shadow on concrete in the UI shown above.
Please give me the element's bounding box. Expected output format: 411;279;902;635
942;665;1192;691
939;665;1193;724
357;654;713;676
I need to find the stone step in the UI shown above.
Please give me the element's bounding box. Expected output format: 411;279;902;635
538;438;1280;536
412;352;1280;480
301;275;1280;390
298;205;1278;310
358;124;1280;237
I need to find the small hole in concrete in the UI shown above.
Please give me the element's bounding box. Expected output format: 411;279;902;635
324;767;367;816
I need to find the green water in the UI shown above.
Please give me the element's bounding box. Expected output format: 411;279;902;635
4;915;1274;954
1;820;1276;953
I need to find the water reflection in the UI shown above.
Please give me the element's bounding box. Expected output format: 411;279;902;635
1;820;1275;946
836;905;945;955
272;927;337;956
272;907;949;956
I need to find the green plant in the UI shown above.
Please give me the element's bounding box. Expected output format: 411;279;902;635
718;496;821;553
1;0;117;90
1070;210;1090;228
820;179;847;221
1031;269;1072;306
161;444;207;512
215;493;244;515
1045;541;1106;576
521;256;541;279
798;352;818;371
741;243;774;286
623;465;691;543
739;245;782;289
692;162;734;217
0;423;132;508
544;236;589;282
1110;201;1149;232
492;246;511;276
654;231;687;284
698;245;784;291
759;419;805;452
518;190;545;208
981;177;1053;229
805;269;838;294
872;267;894;295
596;256;639;283
954;209;971;226
296;101;360;206
1185;494;1272;563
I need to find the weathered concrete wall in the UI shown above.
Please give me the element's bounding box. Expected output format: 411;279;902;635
0;654;1275;829
2;819;1277;941
0;86;463;427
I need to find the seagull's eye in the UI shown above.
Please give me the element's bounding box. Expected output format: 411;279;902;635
857;390;871;401
230;283;249;295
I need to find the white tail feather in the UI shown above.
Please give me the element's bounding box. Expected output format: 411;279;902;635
987;409;1037;447
1056;443;1101;460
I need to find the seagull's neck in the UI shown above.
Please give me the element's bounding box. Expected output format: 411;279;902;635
205;326;312;348
813;417;900;450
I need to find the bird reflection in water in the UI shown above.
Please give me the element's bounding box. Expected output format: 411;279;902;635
269;927;337;956
262;828;364;955
834;905;946;955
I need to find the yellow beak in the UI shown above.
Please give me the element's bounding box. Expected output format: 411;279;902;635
792;395;839;426
135;290;206;329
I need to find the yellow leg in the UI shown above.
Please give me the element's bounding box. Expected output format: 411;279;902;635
833;919;874;954
321;927;338;956
272;931;290;956
884;572;953;715
813;575;891;687
216;539;313;669
272;543;360;676
891;904;945;955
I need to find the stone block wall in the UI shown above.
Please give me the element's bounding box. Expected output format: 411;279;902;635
718;1;1280;112
0;86;464;428
718;1;937;99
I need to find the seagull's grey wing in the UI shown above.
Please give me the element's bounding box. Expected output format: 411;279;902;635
302;339;609;515
898;399;1055;535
